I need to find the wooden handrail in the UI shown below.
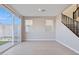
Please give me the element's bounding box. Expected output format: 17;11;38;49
73;5;79;19
73;7;79;14
62;14;73;20
62;4;79;37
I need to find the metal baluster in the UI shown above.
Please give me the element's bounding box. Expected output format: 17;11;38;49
68;17;69;28
68;17;70;28
75;21;78;35
78;8;79;17
66;16;67;26
77;22;79;36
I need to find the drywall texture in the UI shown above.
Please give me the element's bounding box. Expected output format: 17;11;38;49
56;15;79;54
25;17;56;41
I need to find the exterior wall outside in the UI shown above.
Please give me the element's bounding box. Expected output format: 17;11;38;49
0;24;20;41
0;24;12;37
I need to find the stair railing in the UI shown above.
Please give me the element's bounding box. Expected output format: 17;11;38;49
62;14;79;37
73;4;79;20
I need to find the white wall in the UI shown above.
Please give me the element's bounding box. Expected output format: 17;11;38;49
56;15;79;54
25;17;56;41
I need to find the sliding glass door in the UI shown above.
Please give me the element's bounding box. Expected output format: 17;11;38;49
0;5;13;52
13;15;21;44
0;5;21;53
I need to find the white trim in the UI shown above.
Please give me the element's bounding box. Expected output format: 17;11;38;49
25;39;55;41
19;18;22;43
56;40;79;54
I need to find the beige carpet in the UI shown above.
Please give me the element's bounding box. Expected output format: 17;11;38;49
3;41;78;55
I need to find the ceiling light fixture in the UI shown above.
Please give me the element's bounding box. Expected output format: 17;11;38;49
38;8;46;12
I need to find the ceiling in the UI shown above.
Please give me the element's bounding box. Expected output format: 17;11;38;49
11;4;70;16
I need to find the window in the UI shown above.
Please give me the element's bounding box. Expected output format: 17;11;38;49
45;20;53;32
0;5;21;53
25;20;33;26
0;6;12;44
45;20;53;26
25;20;33;32
14;16;21;43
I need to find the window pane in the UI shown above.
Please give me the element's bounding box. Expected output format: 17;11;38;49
14;16;21;44
25;20;32;32
0;6;13;53
25;20;32;26
45;20;53;26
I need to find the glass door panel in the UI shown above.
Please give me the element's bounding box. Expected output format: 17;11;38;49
14;15;21;44
0;5;21;53
0;6;13;53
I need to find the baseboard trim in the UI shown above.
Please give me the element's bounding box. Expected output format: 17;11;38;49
25;39;55;42
56;40;79;54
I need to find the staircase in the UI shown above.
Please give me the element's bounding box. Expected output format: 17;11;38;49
62;5;79;37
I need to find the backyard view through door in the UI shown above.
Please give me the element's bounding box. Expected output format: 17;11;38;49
0;5;21;53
